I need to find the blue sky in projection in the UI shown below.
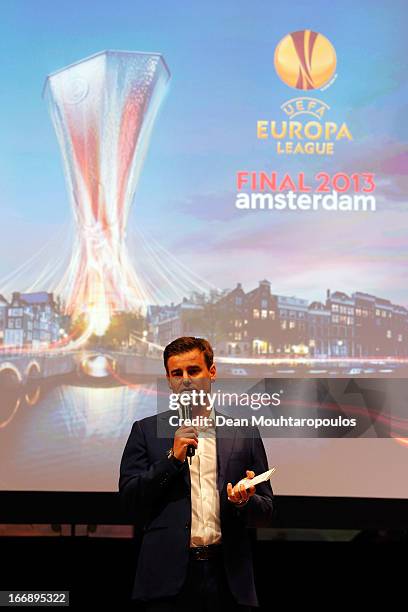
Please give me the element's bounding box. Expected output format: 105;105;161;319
0;0;407;302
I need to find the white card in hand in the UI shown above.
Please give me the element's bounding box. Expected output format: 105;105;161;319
237;467;276;490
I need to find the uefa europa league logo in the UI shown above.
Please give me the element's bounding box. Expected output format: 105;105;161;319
274;30;336;90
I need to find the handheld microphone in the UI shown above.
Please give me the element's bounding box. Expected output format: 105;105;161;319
180;393;195;464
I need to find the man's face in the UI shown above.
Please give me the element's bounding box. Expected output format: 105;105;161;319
166;348;216;396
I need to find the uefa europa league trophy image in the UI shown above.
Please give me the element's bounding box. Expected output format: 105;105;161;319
43;51;170;338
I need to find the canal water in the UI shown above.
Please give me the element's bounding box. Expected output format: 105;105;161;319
0;375;158;491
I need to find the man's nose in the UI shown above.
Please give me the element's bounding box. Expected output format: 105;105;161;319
182;373;192;387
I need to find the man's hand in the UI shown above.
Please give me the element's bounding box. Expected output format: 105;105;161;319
172;425;198;462
227;470;256;504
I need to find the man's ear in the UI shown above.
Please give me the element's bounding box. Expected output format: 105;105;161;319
209;363;217;382
166;374;172;390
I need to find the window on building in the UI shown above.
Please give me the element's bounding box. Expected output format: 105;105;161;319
289;321;295;329
281;320;287;330
261;310;267;319
234;332;242;341
332;304;339;312
235;296;242;306
15;319;22;328
261;299;268;308
8;319;14;328
386;330;392;339
269;310;275;319
253;309;260;319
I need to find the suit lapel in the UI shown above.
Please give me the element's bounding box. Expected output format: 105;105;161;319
215;410;237;492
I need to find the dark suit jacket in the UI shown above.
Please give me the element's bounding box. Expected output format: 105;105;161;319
118;409;275;607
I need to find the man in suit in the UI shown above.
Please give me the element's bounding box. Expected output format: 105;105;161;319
119;336;274;610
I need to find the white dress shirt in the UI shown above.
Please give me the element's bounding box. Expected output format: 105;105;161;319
179;406;222;547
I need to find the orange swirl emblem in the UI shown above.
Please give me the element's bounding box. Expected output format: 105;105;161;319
274;30;336;90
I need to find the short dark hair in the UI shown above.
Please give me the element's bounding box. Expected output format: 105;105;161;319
163;336;214;374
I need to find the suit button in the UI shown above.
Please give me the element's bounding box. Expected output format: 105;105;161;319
185;522;190;529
